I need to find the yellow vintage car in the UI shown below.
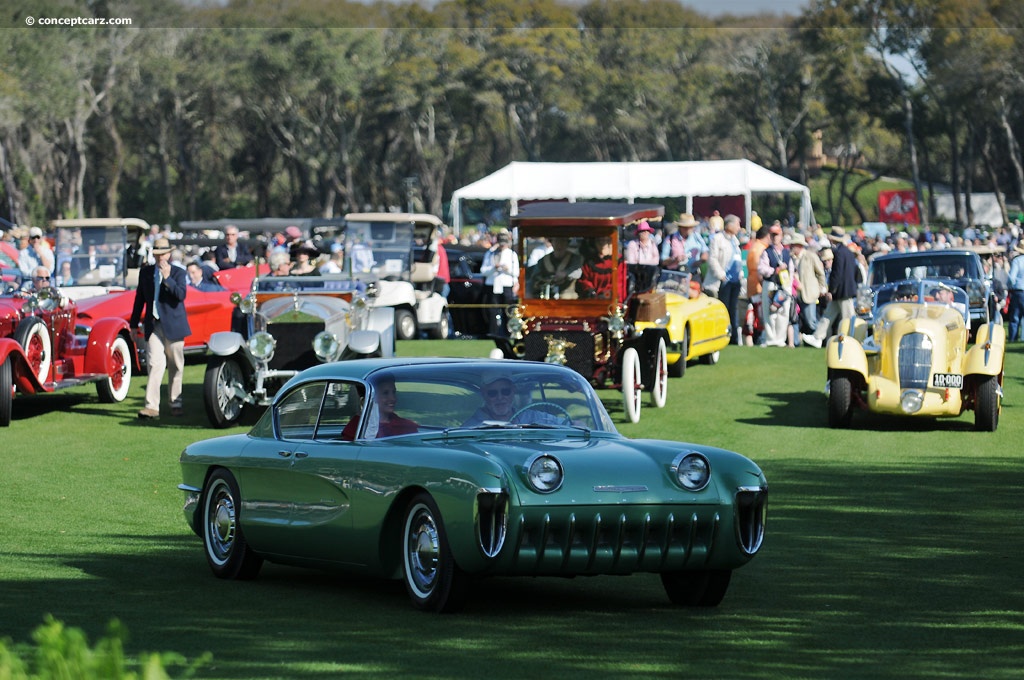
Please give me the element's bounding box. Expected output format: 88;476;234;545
633;268;732;377
826;278;1004;431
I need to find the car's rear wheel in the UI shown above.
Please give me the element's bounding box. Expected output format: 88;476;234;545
974;375;1000;432
402;492;470;613
0;357;12;427
668;327;688;378
428;311;450;340
661;569;731;606
621;347;642;423
204;356;246;428
202;469;263;580
651;338;667;408
395;309;418;340
699;350;720;365
828;371;854;428
13;317;51;385
96;336;132;403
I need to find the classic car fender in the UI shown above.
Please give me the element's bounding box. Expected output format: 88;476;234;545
365;307;396;357
82;317;138;374
207;330;246;357
826;335;868;379
964;321;1005;376
837;316;870;342
345;330;381;356
0;337;46;393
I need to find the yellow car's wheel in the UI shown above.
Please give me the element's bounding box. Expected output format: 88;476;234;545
668;328;687;378
974;375;1000;432
828;372;854;429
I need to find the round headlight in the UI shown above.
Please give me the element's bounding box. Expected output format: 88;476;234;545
671;452;711;491
313;331;340;362
247;331;275;360
900;389;924;414
525;454;563;494
239;295;256;314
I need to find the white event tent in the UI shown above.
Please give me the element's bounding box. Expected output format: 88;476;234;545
449;159;813;233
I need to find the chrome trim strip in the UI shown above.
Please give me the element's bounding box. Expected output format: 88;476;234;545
178;483;201;493
593;485;648;492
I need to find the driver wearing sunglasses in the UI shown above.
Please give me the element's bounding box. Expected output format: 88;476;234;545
29;265;52;292
462;375;561;428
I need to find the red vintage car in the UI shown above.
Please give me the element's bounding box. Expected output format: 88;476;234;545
0;274;138;426
74;265;259;363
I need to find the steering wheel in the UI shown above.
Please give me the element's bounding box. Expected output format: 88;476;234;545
509;401;572;425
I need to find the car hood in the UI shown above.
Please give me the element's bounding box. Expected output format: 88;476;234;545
74;290;130;321
423;430;762;505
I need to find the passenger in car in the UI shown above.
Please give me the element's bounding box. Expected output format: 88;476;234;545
576;237;619;299
530;237;582;299
341;375;417;439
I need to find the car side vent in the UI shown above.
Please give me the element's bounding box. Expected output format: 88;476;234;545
476;490;509;558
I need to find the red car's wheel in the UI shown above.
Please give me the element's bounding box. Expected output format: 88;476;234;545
13;317;51;385
0;357;12;427
96;336;132;403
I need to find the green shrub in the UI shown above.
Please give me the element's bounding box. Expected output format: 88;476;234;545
0;616;210;679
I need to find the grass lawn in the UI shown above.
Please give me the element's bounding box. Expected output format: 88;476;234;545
2;339;1023;678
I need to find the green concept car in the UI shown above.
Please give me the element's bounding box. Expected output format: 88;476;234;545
179;358;768;612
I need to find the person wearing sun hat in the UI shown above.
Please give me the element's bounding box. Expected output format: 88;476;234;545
625;220;660;266
661;213;708;280
804;226;862;348
130;236;191;420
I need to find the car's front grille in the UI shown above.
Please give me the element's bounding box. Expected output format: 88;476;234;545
523;331;595;377
898;332;932;389
508;506;728;574
267;322;323;370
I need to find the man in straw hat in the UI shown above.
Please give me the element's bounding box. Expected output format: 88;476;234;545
1006;242;1024;342
802;227;861;348
790;234;827;341
660;214;707;280
130;237;191;419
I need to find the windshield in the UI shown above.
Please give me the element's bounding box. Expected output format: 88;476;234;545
355;363;615;437
54;227;130;287
874;279;971;322
344;220;416;279
519;228;621;302
869;253;981;286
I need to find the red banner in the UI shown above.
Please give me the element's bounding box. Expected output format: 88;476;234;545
878;189;920;224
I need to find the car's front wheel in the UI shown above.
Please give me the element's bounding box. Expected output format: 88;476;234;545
96;336;132;403
401;493;470;613
661;569;731;606
974;375;1000;432
0;357;12;427
828;371;854;428
202;469;263;580
13;317;51;385
204;356;246;428
621;347;642;424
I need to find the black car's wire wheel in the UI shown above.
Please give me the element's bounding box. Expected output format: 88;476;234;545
204;356;246;428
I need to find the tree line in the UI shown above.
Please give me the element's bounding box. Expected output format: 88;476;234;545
1;0;1022;230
